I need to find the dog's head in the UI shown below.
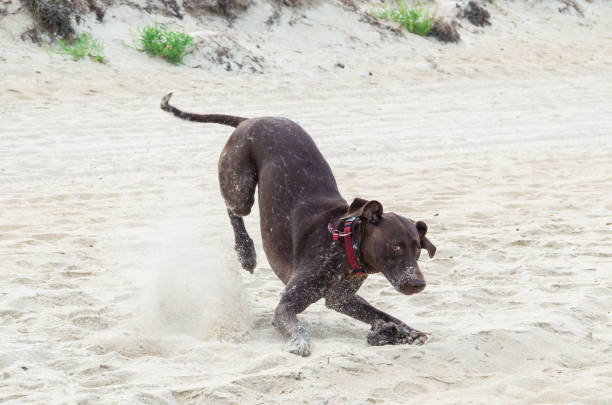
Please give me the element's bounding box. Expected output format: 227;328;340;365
344;198;436;295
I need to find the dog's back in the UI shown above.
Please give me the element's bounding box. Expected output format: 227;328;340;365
221;117;346;279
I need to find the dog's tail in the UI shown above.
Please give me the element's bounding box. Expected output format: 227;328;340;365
160;92;248;128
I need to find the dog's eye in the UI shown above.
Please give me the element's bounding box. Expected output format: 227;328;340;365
390;242;404;255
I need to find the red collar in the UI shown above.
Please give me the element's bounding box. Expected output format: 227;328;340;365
328;216;365;275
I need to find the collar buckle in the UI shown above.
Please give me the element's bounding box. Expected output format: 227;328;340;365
328;216;364;275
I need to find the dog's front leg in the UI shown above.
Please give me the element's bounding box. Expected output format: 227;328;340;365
330;295;427;345
325;280;427;345
274;272;327;357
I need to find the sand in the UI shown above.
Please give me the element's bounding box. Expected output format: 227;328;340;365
1;0;611;403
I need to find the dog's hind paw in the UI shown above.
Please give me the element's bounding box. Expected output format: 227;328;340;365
235;237;256;273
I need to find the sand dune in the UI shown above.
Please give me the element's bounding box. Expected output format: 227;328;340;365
1;0;612;403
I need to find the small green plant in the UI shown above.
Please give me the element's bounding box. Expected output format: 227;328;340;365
137;23;193;65
375;1;436;37
56;33;106;62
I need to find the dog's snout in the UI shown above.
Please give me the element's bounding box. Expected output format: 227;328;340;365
396;279;426;295
407;279;426;294
393;266;426;295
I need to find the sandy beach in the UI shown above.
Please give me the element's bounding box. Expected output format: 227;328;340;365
1;0;612;403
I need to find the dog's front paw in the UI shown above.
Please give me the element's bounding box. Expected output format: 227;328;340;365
287;325;311;357
397;325;428;345
367;320;428;346
367;320;400;346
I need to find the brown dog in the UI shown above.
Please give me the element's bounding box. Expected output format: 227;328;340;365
161;92;436;356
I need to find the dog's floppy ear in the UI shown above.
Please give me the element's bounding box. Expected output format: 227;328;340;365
416;220;436;258
345;198;383;225
348;197;368;213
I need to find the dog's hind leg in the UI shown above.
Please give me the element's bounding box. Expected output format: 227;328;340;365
227;209;256;273
219;137;257;273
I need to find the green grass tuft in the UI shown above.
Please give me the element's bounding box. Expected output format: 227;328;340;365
56;33;105;63
137;23;193;65
375;1;436;37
